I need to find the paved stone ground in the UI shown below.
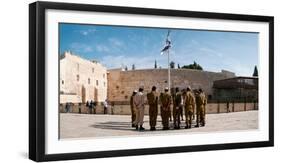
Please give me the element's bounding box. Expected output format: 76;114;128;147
59;110;258;139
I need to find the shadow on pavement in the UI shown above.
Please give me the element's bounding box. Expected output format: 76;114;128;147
91;120;184;131
90;121;136;131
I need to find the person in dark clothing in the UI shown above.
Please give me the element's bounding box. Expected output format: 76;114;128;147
78;102;82;114
103;99;108;114
65;102;71;113
89;100;94;114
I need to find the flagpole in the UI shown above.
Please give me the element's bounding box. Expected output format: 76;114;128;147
168;49;170;92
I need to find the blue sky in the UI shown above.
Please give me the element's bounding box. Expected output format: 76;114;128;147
59;23;259;76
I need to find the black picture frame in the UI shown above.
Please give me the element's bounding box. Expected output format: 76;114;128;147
29;1;274;162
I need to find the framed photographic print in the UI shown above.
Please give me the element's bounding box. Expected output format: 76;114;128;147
29;1;274;162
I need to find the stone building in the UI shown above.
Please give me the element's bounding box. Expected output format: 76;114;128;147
60;52;107;103
213;76;258;101
107;68;235;103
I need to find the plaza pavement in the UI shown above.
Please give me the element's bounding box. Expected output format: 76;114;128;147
59;110;258;139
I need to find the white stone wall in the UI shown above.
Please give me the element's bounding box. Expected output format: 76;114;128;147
60;52;107;103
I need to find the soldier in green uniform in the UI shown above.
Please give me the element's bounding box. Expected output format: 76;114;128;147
147;86;158;131
160;87;172;130
184;86;195;129
195;88;207;127
172;87;182;129
130;90;137;127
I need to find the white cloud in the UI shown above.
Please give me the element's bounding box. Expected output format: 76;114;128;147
108;38;124;47
96;44;110;52
100;54;167;70
199;47;223;57
70;42;93;53
76;28;96;36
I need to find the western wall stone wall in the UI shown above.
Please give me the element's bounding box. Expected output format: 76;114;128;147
107;68;235;102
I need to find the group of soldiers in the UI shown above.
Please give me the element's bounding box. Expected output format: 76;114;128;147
130;86;207;131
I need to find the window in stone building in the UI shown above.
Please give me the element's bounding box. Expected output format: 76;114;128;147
116;86;119;89
77;63;79;71
88;78;91;84
92;68;94;73
121;91;124;94
103;74;105;78
104;82;106;87
76;74;79;81
124;95;128;99
62;80;64;85
96;80;99;86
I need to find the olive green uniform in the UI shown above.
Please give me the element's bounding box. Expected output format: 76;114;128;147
160;92;172;129
147;91;158;128
195;92;207;126
185;91;195;128
173;92;182;128
130;95;136;124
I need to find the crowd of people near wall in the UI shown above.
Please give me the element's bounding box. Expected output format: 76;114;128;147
130;86;207;131
64;99;109;115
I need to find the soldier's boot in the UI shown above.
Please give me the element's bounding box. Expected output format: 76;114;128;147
150;127;156;131
201;121;205;127
163;127;169;130
139;125;145;131
195;123;200;128
135;125;139;130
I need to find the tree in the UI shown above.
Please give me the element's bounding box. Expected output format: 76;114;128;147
154;60;157;69
170;61;175;69
177;63;180;69
253;65;258;77
132;64;135;70
181;61;203;70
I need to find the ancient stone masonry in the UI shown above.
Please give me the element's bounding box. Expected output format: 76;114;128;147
107;68;235;102
60;52;107;103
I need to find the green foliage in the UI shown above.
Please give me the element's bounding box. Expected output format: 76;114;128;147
181;61;203;70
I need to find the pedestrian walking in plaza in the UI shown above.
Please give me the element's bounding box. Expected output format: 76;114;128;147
78;102;82;114
147;86;158;131
184;86;195;129
133;87;146;131
160;87;172;130
103;99;108;114
65;102;71;113
173;87;182;129
130;90;138;127
89;100;95;114
195;89;207;127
